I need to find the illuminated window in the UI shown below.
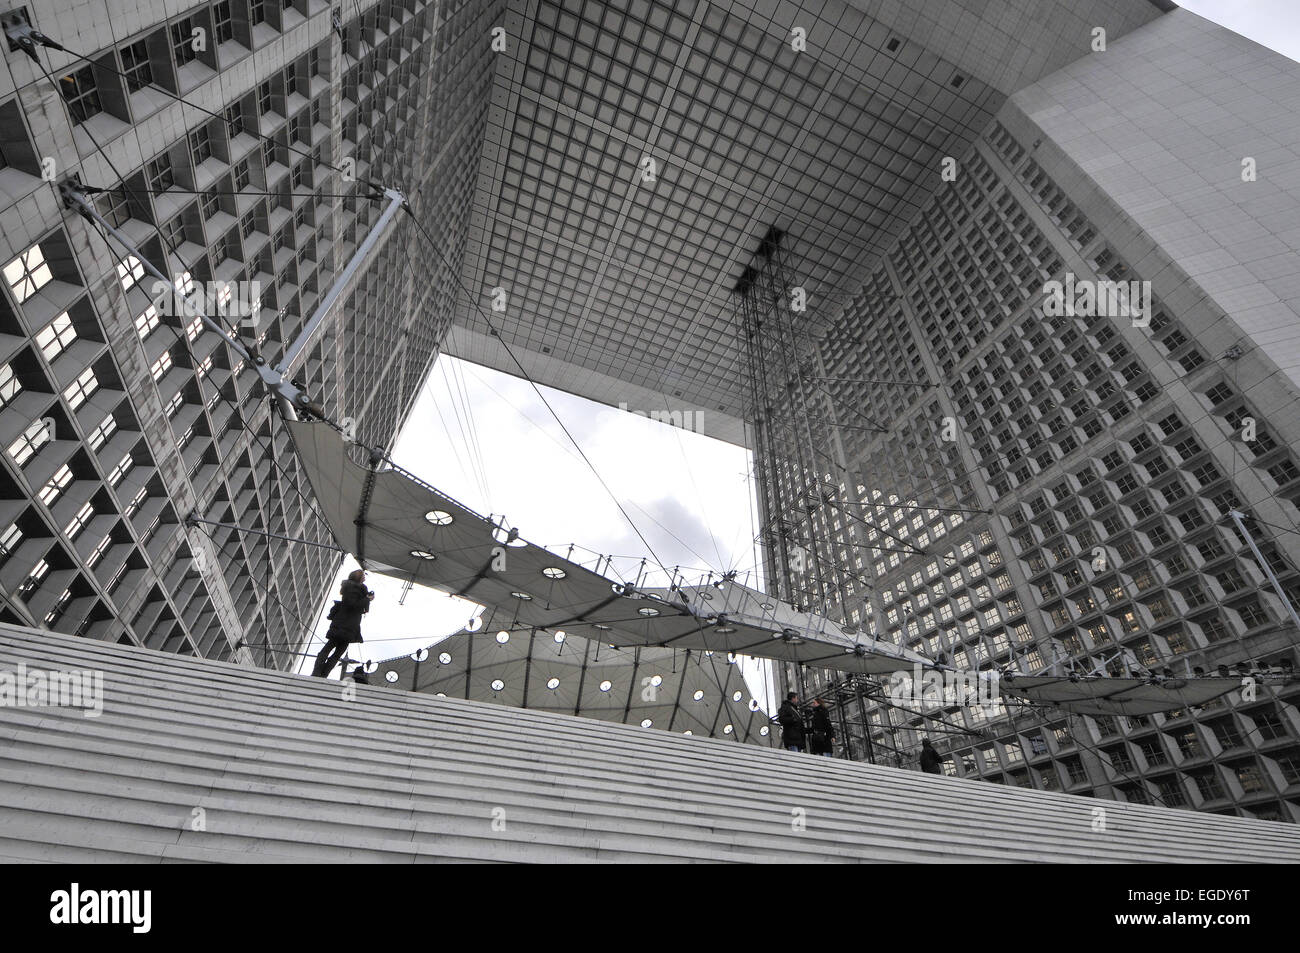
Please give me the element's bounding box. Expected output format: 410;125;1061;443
65;501;94;539
36;312;78;361
0;363;20;408
151;352;173;382
118;256;145;290
39;464;74;507
63;367;100;410
135;305;161;340
7;419;52;467
87;414;116;450
4;244;53;302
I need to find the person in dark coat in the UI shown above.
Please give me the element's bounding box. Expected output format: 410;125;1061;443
919;737;944;774
777;692;806;752
808;698;835;757
311;569;374;678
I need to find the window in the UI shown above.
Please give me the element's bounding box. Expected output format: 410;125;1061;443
87;414;116;450
147;155;175;193
1238;599;1269;630
171;18;200;67
159;215;186;254
251;0;268;27
1205;383;1234;405
87;533;112;568
4;244;54;302
1235;762;1264;794
66;501;94;539
0;364;21;408
36;312;77;360
118;255;145;290
190;126;213;166
258;79;274;116
151;352;173;382
107;452;134;486
119;39;154;93
1251;709;1287;741
233;159;251;191
1156;778;1187;807
214;1;235;44
1278;756;1300;785
18;558;50;598
1193;772;1224;801
8;419;52;467
125;487;147;518
1268;460;1300;486
64;367;99;409
1137;738;1167;767
1062;757;1087;784
59;65;103;124
135;305;161;340
1212;719;1242;749
0;523;22;562
39;464;74;507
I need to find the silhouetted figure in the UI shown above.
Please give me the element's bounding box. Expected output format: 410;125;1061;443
808;698;835;757
919;737;943;774
777;692;805;752
312;569;374;678
350;663;370;686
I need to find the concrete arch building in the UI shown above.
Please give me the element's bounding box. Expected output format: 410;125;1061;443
1;0;1299;826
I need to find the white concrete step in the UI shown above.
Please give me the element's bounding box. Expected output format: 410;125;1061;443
1;622;1298;862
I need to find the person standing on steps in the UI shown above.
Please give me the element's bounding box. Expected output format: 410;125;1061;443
919;737;944;774
777;691;806;752
808;698;835;757
311;569;374;678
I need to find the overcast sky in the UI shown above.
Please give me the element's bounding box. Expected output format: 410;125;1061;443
297;0;1300;679
1179;0;1300;63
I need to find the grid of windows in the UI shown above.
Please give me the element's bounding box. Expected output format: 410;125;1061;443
773;116;1300;821
0;0;466;665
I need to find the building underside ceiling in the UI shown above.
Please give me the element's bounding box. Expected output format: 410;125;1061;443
448;0;1165;444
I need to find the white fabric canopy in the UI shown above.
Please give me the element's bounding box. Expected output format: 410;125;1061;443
286;419;928;675
999;673;1241;717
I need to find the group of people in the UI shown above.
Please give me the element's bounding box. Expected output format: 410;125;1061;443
776;691;946;774
775;692;837;756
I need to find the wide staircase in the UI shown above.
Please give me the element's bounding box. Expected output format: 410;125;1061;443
2;623;1298;862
